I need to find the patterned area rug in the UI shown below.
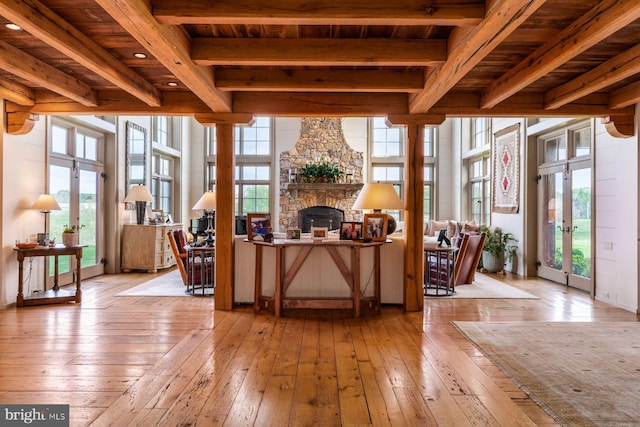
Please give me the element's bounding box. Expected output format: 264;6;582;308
453;321;640;426
116;270;188;296
426;273;539;299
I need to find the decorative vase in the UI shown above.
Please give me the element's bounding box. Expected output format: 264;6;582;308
482;251;504;273
62;233;79;247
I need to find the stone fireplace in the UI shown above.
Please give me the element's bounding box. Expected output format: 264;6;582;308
279;118;364;231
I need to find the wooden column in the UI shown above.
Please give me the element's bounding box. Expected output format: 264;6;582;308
387;114;445;312
195;114;254;311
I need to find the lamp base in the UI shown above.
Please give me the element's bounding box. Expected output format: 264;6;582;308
135;201;147;225
386;215;397;234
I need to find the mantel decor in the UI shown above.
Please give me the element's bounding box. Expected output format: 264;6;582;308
298;159;343;183
492;123;520;214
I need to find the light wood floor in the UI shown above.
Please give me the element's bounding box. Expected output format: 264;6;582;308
1;270;637;426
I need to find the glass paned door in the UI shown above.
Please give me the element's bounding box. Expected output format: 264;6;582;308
48;160;104;286
538;163;592;292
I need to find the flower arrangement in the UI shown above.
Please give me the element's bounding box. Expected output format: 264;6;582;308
298;159;343;183
63;224;84;233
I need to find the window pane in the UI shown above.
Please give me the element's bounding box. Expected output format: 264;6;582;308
372;166;402;181
372;117;402;157
52;125;68;154
544;135;567;163
573;127;591;157
75;136;85;158
423;184;431;221
208;127;216;156
242;184;270;214
84;135;97;160
424;166;433;181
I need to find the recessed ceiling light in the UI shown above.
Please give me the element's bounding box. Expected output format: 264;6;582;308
5;23;21;31
133;52;147;59
167;82;178;87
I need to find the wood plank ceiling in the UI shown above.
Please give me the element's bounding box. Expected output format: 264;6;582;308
1;0;639;131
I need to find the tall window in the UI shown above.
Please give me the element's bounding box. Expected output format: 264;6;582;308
370;117;404;223
151;153;173;215
206;116;273;215
151;117;179;217
465;118;491;225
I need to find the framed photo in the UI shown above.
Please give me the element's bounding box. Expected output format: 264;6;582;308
286;228;301;240
152;209;165;223
363;213;388;241
340;221;363;240
311;227;328;240
247;213;271;240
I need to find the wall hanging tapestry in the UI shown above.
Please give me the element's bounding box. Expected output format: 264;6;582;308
492;123;520;213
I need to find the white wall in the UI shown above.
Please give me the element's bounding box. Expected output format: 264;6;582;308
593;116;639;312
1;113;48;306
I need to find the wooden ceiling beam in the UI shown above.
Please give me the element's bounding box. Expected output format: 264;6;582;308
408;0;545;114
544;44;640;110
152;0;485;26
609;80;640;109
96;0;231;113
0;0;161;107
215;69;425;92
192;38;446;67
481;0;640;109
0;40;98;106
431;92;636;118
0;76;35;106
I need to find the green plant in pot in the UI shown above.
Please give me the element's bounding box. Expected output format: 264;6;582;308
299;159;343;183
480;227;518;273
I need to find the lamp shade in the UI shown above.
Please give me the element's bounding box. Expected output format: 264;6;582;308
31;194;61;212
192;191;216;210
124;184;153;202
352;183;403;210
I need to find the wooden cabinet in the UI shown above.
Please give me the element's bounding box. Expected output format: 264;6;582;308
121;224;181;273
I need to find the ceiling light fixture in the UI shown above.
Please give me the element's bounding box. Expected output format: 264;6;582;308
133;52;147;59
5;23;21;31
167;82;178;87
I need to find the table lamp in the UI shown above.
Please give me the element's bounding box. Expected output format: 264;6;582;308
31;194;61;243
124;185;153;224
192;190;216;247
352;182;404;234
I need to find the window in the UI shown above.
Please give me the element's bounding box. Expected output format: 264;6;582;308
151;153;173;215
472;118;490;149
152;116;169;146
469;156;490;225
206;116;273;215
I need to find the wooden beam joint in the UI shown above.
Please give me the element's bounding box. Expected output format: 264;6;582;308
601;114;635;138
5;101;39;135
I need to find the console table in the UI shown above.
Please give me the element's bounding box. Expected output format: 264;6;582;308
251;239;386;317
14;245;85;307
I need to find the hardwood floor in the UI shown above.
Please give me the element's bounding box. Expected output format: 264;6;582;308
0;270;637;426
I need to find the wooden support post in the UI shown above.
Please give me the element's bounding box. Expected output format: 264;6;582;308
196;114;254;311
387;114;444;312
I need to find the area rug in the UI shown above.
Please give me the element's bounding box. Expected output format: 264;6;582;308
116;270;189;297
425;273;539;299
453;321;640;426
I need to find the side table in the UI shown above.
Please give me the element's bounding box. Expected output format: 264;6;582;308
424;246;458;297
185;246;215;296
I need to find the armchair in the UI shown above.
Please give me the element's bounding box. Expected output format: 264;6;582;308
167;229;215;292
425;232;486;295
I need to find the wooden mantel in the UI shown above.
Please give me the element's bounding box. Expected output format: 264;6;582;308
282;182;363;198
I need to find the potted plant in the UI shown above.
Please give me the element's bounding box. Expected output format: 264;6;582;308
298;159;343;183
62;225;81;247
480;227;518;273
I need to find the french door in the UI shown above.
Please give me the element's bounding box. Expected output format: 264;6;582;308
537;124;592;293
48;122;105;286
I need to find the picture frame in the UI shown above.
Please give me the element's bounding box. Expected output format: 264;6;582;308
286;228;301;240
311;227;329;240
340;221;363;240
363;213;388;241
247;213;271;240
152;209;165;224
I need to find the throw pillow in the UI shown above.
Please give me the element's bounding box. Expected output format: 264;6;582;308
429;219;449;237
460;220;480;233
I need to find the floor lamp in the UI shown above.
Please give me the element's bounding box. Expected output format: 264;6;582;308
193;191;216;247
31;194;61;245
124;185;154;225
352;182;404;234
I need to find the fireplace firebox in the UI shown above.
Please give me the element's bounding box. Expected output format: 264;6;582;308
298;206;344;232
